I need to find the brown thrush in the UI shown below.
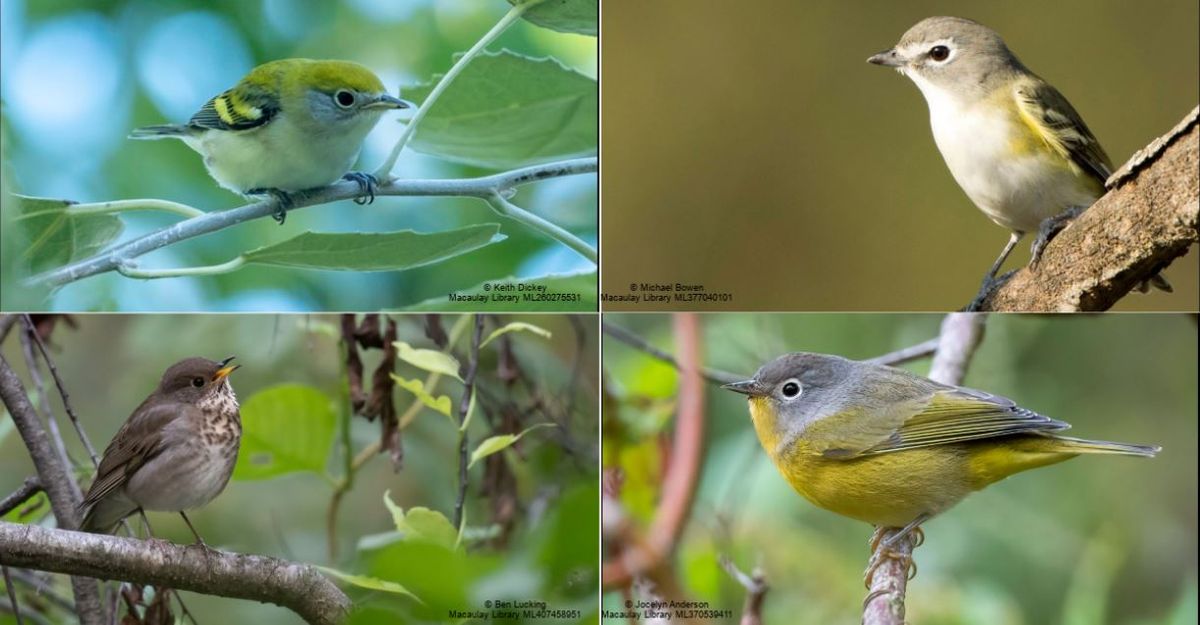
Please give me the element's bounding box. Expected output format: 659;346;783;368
80;356;241;544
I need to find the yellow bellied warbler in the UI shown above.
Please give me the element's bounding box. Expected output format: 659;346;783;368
131;58;412;223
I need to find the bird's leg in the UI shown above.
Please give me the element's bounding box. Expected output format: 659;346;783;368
863;515;927;588
1030;205;1086;267
178;511;215;553
967;232;1022;311
341;171;379;205
246;188;295;224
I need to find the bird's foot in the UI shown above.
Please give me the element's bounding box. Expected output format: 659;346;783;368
247;188;295;224
342;171;378;205
965;270;1016;312
1030;206;1086;268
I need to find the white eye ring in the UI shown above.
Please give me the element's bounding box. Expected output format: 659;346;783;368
779;379;802;400
334;89;356;108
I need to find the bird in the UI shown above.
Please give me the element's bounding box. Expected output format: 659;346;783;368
130;59;412;223
79;356;241;545
868;17;1170;308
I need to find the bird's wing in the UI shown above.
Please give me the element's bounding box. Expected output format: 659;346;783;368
1013;80;1113;184
81;402;190;507
188;82;280;132
802;360;1070;459
855;385;1070;456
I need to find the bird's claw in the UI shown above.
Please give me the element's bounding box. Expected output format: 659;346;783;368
1030;205;1086;268
248;188;295;224
342;171;378;205
966;270;1015;312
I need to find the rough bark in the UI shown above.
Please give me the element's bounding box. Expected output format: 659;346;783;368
0;522;350;625
983;106;1199;311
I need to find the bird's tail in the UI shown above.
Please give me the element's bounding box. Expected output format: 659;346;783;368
79;497;138;534
1042;435;1160;458
128;124;191;140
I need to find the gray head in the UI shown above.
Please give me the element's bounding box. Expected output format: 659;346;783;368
868;17;1025;98
723;352;859;423
157;356;239;402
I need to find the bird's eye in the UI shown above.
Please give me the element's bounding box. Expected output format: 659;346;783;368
191;377;205;388
334;89;356;108
780;379;802;399
929;45;950;62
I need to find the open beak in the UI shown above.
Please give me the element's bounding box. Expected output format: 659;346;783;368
365;94;414;110
721;379;767;397
212;356;240;382
867;48;904;67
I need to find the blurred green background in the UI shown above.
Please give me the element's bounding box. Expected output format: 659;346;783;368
601;0;1199;311
603;313;1197;624
0;313;598;624
0;0;597;312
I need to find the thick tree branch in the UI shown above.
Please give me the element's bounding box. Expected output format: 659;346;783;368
27;157;597;288
862;313;985;625
982;106;1199;311
0;522;349;625
0;355;104;625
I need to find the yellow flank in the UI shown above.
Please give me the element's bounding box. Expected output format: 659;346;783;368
748;397;1080;527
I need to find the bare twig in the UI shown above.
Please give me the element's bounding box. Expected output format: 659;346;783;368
866;337;939;367
21;315;100;466
0;478;43;518
862;313;986;625
603;313;706;589
28;157;597;288
719;556;768;625
0;355;104;625
2;565;22;625
0;522;349;625
982;106;1199;311
454;315;485;529
602;321;743;385
18;330;80;503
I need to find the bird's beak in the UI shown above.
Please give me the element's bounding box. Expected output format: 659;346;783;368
867;48;904;67
365;94;414;110
721;379;767;397
213;356;239;382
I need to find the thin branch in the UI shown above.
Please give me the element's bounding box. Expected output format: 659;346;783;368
603;313;706;589
2;565;21;625
866;338;939;367
454;315;485;529
17;331;80;504
982;106;1199;311
862;313;985;625
373;1;537;178
0;354;104;625
0;522;349;625
719;556;768;625
486;192;597;263
27;157;597;288
0;315;18;344
0;478;42;518
21;315;100;466
602;321;744;386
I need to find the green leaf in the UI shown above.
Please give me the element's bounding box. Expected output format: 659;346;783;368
317;565;422;603
13;195;123;274
468;423;555;469
393;341;462;380
232;384;337;480
402;271;596;312
480;321;552;348
390;374;454;420
384;492;458;550
240;225;504;271
513;0;597;35
407;51;597;168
